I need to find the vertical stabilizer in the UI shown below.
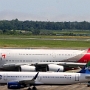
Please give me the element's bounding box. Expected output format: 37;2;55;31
78;61;90;73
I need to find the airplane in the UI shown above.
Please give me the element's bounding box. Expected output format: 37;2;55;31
0;48;90;72
0;62;90;90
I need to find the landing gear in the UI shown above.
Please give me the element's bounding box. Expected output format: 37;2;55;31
27;87;31;90
87;81;90;87
32;86;37;90
27;86;37;90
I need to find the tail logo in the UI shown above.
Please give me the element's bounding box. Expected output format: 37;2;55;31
85;66;90;71
2;54;6;58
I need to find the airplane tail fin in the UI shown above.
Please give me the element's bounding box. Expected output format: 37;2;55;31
78;61;90;73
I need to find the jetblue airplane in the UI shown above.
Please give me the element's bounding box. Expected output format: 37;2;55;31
0;62;90;90
0;48;90;72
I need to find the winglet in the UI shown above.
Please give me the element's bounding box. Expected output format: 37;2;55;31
19;72;39;85
32;72;39;80
78;61;90;73
56;68;60;72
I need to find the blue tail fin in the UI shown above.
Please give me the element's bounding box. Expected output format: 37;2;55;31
78;61;90;73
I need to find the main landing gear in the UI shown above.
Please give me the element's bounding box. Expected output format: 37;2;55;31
87;81;90;87
27;88;31;90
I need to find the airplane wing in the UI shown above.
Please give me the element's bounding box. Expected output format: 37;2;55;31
1;62;86;71
58;62;86;67
3;62;86;67
35;62;86;71
18;72;41;85
33;62;86;68
58;62;85;70
36;62;86;66
1;63;31;71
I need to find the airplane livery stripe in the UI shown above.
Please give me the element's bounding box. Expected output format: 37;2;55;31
78;48;90;63
60;48;90;63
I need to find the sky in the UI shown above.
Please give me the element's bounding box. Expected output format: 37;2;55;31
0;0;90;22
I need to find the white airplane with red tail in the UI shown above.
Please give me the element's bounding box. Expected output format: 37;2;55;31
0;48;90;72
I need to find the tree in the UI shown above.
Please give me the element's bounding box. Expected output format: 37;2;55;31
31;29;40;35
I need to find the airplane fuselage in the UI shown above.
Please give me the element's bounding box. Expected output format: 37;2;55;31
0;48;90;71
0;72;89;85
0;49;90;63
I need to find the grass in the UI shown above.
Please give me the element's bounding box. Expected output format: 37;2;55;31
0;38;90;49
0;34;90;39
0;34;90;49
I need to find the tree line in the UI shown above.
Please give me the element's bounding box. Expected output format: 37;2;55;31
0;19;90;35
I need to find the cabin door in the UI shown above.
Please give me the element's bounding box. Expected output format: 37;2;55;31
75;74;79;81
38;76;42;81
52;52;56;58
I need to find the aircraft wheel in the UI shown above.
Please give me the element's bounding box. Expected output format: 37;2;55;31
87;81;90;87
87;85;90;87
27;87;31;90
32;86;37;90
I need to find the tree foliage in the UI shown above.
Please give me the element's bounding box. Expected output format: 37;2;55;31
0;19;90;35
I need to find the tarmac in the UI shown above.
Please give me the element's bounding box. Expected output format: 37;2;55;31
0;83;90;90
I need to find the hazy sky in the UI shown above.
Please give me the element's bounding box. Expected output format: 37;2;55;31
0;0;90;21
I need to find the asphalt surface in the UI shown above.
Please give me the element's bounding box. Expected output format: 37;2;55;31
0;83;90;90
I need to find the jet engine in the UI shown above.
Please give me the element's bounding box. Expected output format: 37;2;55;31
47;64;64;72
19;65;36;72
7;81;25;89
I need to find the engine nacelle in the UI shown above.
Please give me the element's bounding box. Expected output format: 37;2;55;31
47;64;64;72
7;81;24;89
20;65;36;72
